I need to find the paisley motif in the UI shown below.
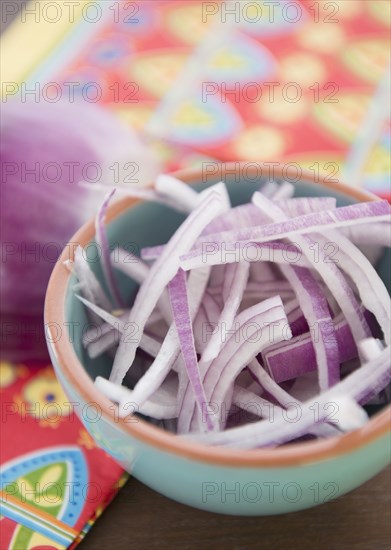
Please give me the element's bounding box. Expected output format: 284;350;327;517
0;447;88;548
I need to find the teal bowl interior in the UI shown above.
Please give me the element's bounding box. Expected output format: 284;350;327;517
66;174;390;415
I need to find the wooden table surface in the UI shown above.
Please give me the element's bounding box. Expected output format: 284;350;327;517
3;3;390;549
79;466;391;550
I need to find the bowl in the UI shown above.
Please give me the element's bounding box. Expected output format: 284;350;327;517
45;163;391;515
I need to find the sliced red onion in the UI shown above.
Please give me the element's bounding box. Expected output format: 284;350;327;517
232;386;285;423
222;263;237;303
111;247;150;284
76;295;161;358
181;297;291;433
201;291;222;323
178;262;250;429
180;200;391;270
87;330;120;359
168;268;214;432
128;267;210;407
109;189;226;384
76;177;390;449
251;195;341;391
209;280;294;298
146;240;316;270
198;181;231;211
291;240;371;353
249;261;277;283
232;386;338;438
280;265;340;389
359;338;384;362
95;189;124;308
190;343;390;448
268;181;295;200
111;246;172;325
252;193;371;382
353;345;391;405
206;312;290;430
260;181;279;198
283;298;301;315
356;244;385;267
193;306;209;353
263;317;357;383
204;197;337;234
143;197;339;261
87;328;162;360
188;394;367;449
209;265;226;288
81;182;193;214
287;311;309;337
155;174;199;213
178;298;280;433
83;311;127;345
277;196;336;216
185;300;221;412
202;261;251;362
341;222;391;247
316;230;391;345
289;372;323;402
247;359;339;439
76;295;125;330
95;376;177;419
82;308;162;347
73;247;111;311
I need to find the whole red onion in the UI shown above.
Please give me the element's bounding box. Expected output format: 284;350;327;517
0;99;159;362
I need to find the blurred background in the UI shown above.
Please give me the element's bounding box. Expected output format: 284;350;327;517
2;0;390;193
0;1;390;549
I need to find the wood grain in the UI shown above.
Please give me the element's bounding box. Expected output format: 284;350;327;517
80;465;390;550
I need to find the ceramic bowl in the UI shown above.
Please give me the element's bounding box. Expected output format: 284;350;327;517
45;164;391;515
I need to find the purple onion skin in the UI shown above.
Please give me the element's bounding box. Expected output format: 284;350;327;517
0;99;129;362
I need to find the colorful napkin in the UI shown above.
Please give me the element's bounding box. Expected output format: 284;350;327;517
1;1;390;548
0;362;126;549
